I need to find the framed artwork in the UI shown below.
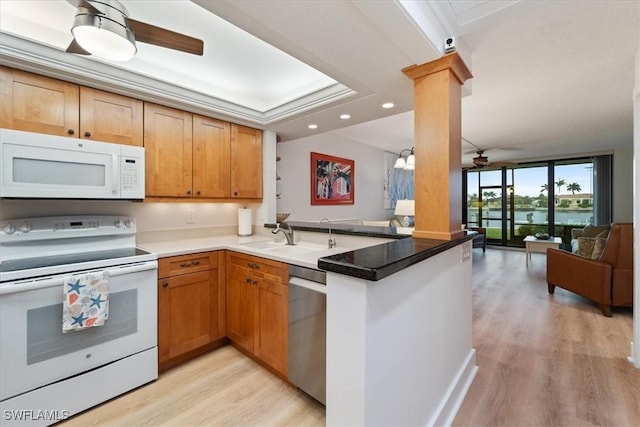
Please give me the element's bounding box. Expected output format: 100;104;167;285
311;152;354;205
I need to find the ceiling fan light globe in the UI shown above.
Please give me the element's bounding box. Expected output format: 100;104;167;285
72;12;136;61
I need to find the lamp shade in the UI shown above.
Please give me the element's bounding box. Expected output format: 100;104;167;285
394;157;406;169
394;199;415;216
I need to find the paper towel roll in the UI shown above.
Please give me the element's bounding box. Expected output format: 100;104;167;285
238;208;252;236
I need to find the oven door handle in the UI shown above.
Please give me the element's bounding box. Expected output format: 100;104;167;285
0;261;158;295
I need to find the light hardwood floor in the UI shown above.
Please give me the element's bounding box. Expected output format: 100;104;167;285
62;248;638;426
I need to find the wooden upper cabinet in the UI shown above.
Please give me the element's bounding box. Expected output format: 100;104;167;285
193;115;231;198
144;102;193;197
0;66;79;136
231;124;263;199
79;87;143;146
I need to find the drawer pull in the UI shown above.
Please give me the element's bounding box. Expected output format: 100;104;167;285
247;262;260;269
179;262;192;267
162;282;169;288
192;260;200;266
252;280;258;286
246;278;252;284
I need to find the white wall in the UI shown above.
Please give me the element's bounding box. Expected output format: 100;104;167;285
633;46;639;368
276;133;393;222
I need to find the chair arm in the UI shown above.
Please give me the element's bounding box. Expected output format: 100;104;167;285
546;248;613;305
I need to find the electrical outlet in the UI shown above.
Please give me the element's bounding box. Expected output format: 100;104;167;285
186;207;195;224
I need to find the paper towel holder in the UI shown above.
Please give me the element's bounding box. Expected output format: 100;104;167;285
238;206;253;237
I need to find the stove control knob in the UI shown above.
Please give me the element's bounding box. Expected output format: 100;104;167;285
19;222;32;233
114;220;123;228
3;223;16;235
124;219;132;228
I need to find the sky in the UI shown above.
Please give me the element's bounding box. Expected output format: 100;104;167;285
468;163;593;198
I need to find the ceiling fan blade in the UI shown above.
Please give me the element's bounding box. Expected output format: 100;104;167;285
66;0;102;14
66;38;91;55
128;18;203;56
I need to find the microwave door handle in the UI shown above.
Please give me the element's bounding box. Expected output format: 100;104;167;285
112;154;119;195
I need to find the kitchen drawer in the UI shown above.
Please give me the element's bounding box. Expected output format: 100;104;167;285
159;252;219;278
226;251;287;284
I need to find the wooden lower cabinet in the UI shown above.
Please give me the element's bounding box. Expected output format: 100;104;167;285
225;251;288;377
158;251;225;371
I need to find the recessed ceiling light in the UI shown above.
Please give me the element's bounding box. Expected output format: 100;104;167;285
382;102;394;109
308;124;318;129
340;114;351;120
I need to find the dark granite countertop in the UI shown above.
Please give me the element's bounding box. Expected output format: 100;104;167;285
264;222;476;281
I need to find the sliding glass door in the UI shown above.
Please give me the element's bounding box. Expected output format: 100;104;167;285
464;156;599;248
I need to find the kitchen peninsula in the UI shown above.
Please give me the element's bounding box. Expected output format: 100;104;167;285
279;222;477;426
140;222;477;426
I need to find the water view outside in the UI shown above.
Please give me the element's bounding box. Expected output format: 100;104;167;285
467;161;594;244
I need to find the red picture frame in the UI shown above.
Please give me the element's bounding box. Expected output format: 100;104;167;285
311;152;354;205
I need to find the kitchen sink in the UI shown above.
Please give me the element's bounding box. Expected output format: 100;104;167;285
241;240;328;255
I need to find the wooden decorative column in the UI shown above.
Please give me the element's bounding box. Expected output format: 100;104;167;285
402;52;472;241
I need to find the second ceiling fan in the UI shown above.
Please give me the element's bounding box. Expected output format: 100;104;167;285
471;150;517;169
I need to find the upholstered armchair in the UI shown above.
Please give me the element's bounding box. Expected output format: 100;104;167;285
546;223;633;316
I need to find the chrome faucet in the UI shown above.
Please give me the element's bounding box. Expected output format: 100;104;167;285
272;222;295;245
319;218;337;249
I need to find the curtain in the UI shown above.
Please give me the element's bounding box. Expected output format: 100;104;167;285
592;154;612;225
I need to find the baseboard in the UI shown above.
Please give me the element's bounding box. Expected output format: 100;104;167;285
429;349;478;427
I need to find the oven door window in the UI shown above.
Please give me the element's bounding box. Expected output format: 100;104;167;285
27;289;137;365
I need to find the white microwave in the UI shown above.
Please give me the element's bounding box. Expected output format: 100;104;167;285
0;128;145;200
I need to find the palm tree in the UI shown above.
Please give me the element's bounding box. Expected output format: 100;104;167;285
483;191;497;204
555;179;566;195
540;184;548;194
566;182;582;194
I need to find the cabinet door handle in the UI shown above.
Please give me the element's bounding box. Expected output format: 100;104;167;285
252;280;258;286
84;131;91;137
162;282;169;288
247;262;260;269
246;278;252;284
233;191;238;196
186;190;192;195
67;129;75;135
196;190;201;195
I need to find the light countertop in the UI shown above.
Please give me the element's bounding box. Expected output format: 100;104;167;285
137;230;394;270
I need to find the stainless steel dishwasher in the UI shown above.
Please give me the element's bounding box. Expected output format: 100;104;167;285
288;264;326;405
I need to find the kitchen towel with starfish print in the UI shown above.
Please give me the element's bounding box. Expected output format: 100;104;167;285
62;271;109;333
